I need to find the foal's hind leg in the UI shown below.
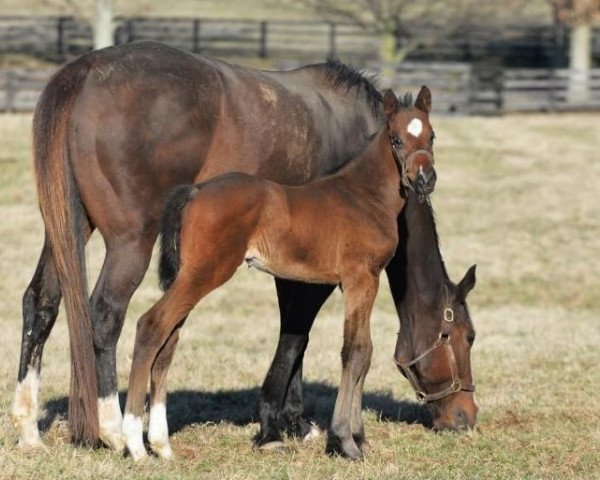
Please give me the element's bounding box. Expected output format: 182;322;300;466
124;258;240;460
327;274;378;460
12;238;62;448
147;325;184;459
91;236;155;451
257;279;334;449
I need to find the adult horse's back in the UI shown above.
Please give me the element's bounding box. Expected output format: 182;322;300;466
13;42;383;447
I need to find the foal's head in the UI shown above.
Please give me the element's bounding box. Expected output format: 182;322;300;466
395;266;478;431
383;87;436;195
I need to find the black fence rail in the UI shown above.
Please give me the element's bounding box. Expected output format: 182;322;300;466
2;15;600;66
0;15;377;62
3;63;600;114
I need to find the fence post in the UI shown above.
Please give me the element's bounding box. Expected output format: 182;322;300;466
127;19;134;43
328;22;336;58
192;19;201;53
259;21;268;58
5;70;15;112
57;16;67;60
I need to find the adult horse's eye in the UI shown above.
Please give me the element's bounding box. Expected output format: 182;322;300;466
392;136;403;148
467;333;476;346
430;132;436;144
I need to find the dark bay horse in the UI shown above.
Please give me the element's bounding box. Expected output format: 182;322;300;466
13;42;384;448
122;89;436;460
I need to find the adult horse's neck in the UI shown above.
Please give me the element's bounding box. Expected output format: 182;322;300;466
397;193;449;309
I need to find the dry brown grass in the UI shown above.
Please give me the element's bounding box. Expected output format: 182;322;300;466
0;112;599;479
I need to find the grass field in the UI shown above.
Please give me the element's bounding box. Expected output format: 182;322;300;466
0;111;599;479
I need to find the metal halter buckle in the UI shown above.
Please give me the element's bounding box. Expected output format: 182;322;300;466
444;308;454;322
415;391;427;404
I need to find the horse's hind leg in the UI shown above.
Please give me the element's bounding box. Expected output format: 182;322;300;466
12;237;62;448
147;325;184;459
327;274;378;460
91;236;155;451
124;256;240;460
256;279;334;449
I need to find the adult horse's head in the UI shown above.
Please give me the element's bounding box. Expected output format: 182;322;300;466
383;86;436;195
394;265;478;431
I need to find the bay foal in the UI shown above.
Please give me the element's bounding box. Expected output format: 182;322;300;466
122;87;437;460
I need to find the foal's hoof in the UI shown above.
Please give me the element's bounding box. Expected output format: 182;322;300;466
17;436;45;451
127;447;148;462
356;437;372;454
257;440;286;451
326;435;363;461
302;423;321;443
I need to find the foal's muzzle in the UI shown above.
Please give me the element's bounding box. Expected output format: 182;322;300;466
416;167;437;194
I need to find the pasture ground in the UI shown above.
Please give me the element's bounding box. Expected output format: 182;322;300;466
0;112;599;479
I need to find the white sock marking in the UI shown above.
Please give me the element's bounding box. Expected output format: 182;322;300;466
148;402;173;459
12;370;42;448
123;413;146;460
98;394;125;451
407;118;423;137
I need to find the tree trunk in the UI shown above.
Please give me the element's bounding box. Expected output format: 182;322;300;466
379;30;398;85
567;22;591;105
94;0;114;50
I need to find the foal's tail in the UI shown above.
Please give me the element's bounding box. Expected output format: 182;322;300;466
159;185;197;291
33;58;99;444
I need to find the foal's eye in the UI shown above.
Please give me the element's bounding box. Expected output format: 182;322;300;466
392;136;403;148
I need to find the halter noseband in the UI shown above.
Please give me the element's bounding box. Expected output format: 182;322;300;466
393;307;475;404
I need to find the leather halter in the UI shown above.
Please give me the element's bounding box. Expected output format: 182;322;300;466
394;307;476;404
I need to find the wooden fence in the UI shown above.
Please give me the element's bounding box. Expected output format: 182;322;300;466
2;15;600;66
0;16;378;62
2;63;600;114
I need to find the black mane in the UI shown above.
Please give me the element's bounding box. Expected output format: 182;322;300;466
398;92;414;109
322;59;382;115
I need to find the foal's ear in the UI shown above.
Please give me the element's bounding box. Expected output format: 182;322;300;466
415;85;432;114
383;89;399;118
456;264;477;302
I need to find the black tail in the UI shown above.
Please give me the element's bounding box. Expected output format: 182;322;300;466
159;185;196;291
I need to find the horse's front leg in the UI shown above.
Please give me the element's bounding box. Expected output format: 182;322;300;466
327;273;378;460
256;279;334;449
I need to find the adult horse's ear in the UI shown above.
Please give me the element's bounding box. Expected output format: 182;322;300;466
415;85;432;114
383;89;399;118
456;264;476;302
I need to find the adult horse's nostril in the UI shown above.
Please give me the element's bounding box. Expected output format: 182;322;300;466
454;409;469;430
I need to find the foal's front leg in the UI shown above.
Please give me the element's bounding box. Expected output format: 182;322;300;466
328;274;378;460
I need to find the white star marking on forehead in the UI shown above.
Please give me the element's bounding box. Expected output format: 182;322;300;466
407;118;423;138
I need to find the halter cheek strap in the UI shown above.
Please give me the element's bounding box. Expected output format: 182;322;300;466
393;307;476;404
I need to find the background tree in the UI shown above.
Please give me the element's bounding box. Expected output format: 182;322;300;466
549;0;600;103
283;0;536;64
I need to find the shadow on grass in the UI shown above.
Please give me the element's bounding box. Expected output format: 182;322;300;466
39;382;432;434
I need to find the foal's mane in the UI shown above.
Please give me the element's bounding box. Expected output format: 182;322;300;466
320;59;382;115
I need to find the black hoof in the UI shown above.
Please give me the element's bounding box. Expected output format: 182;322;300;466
326;433;363;461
